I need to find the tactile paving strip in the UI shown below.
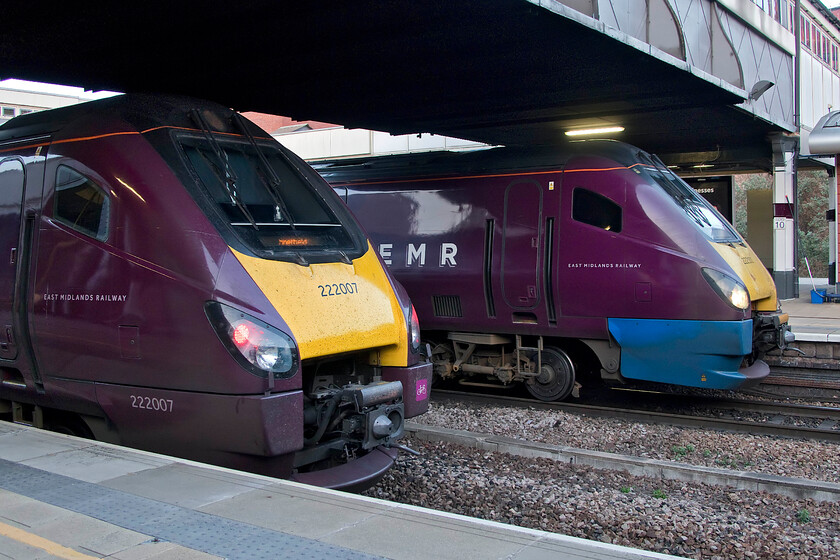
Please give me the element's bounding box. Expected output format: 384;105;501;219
0;458;381;560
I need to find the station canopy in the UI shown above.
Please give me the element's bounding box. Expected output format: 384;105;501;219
0;1;781;170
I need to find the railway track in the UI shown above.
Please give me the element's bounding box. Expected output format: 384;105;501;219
751;366;840;401
430;387;840;443
760;336;840;392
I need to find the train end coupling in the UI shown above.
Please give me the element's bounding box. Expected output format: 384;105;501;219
296;361;431;491
754;311;795;353
303;381;405;455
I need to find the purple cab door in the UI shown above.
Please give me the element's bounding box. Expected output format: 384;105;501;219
0;159;25;359
501;180;542;309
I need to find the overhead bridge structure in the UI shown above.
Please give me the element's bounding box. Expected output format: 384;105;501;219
0;0;802;293
1;0;794;166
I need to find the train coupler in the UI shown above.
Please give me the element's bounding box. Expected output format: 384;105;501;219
754;311;794;353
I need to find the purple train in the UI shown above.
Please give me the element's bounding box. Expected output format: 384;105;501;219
317;141;793;401
0;95;431;490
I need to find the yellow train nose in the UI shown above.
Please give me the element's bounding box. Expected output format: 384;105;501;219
231;243;409;365
710;242;778;312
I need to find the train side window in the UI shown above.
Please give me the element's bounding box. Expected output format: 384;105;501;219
572;188;622;232
54;165;110;241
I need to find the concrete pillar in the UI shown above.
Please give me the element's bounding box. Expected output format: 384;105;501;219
771;134;798;300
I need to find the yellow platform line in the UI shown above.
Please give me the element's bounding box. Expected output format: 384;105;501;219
0;520;100;559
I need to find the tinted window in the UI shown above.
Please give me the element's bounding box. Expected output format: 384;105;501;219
646;168;740;243
179;135;362;262
54;166;109;240
573;188;622;232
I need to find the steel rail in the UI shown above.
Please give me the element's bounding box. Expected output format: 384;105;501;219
602;386;840;419
430;389;840;443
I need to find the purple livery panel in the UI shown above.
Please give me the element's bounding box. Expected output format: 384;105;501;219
33;134;289;397
344;153;744;341
324;142;781;397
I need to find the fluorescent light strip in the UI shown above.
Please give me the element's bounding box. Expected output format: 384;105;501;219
565;126;625;137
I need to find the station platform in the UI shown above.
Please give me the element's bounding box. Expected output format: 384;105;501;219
781;279;840;343
0;421;681;560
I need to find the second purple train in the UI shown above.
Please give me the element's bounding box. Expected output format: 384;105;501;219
318;140;793;401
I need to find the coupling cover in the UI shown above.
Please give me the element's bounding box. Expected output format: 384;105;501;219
345;381;403;411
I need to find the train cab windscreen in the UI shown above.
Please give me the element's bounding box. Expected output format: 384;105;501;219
641;155;740;244
177;133;366;264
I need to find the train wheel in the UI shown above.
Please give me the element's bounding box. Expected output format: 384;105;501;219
427;341;453;387
526;347;575;402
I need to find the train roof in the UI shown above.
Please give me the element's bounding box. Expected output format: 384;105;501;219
0;94;265;144
314;140;652;185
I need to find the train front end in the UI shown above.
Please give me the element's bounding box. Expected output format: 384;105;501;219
609;151;792;390
158;105;431;490
706;238;793;359
1;95;430;492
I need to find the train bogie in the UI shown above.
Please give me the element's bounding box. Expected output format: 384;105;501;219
0;95;431;490
318;141;792;400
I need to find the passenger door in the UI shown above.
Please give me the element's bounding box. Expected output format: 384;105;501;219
0;158;25;359
501;180;542;309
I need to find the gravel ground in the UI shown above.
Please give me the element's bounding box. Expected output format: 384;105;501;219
414;401;840;482
364;402;840;559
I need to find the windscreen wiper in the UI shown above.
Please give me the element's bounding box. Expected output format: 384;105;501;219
190;109;258;229
233;113;296;231
686;204;712;227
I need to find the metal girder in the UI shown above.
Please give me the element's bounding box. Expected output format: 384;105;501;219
0;1;783;167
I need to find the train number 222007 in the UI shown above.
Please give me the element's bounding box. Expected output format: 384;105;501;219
130;395;174;412
318;282;358;297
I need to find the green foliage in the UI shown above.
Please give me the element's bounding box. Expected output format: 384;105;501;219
796;509;811;523
652;489;667;499
710;454;754;468
733;171;832;278
797;171;831;278
715;456;734;467
670;443;696;459
620;486;633;494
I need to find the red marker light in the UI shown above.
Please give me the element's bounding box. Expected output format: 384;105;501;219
232;323;250;346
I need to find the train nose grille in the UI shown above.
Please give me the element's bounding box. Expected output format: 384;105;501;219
433;295;463;317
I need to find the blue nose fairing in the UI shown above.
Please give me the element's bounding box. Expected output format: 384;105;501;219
608;318;766;389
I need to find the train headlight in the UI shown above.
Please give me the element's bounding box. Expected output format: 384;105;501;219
407;303;421;352
205;302;298;378
702;268;750;311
